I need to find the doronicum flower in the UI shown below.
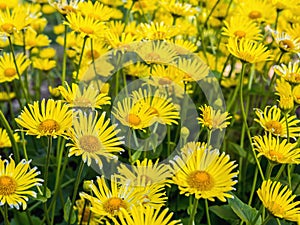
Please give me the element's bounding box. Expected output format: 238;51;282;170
0;53;31;83
198;104;231;131
74;196;97;225
272;30;300;53
273;61;300;84
275;78;294;110
137;22;178;40
257;180;300;222
114;205;182;225
0;156;43;210
32;58;56;72
171;142;238;201
253;134;300;164
67;111;124;167
0;128;19;148
15;99;73;138
254;105;300;138
227;37;273;63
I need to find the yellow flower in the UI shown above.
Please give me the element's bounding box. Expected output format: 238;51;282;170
0;156;43;210
0;91;15;101
39;47;56;59
172;141;238;201
0;53;31;83
58;82;111;109
112;97;156;131
32;58;56;71
14;29;51;49
253;134;300;164
74;196;97;225
272;31;300;53
124;62;150;78
275;78;294;110
198;104;231;131
227;37;273;63
293;84;300;104
273;61;300;84
125;0;158;14
0;128;19;148
167;38;198;54
254;105;300;138
49;0;82;15
67;111;124;167
64;12;106;39
78;1;116;22
132;88;180;125
0;0;18;10
114;205;182;225
222;15;263;40
105;31;138;50
80;175;141;221
161;0;197;17
257;180;300;222
137;22;178;40
15;99;73;138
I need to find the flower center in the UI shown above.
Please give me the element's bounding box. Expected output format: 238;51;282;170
265;120;283;135
158;77;172;85
187;170;214;191
126;113;141;126
0;175;17;195
0;3;7;10
248;10;262;19
234;30;246;38
269;201;285;216
38;119;60;133
149;106;159;116
145;52;161;63
1;23;15;34
61;5;76;14
269;150;284;162
4;68;16;77
86;50;100;59
103;197;127;215
279;39;295;51
80;26;94;35
79;135;101;153
290;73;300;82
73;97;92;107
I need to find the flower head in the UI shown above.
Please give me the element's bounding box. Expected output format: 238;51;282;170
15;99;73;138
0;156;43;210
67;111;124;167
172;142;238;201
257;180;300;222
273;61;300;84
0;128;19;148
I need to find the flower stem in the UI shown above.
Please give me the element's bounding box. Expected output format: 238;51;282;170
68;160;85;225
239;62;265;180
4;204;10;225
75;36;88;83
61;24;68;86
188;198;199;225
205;199;211;225
204;0;221;28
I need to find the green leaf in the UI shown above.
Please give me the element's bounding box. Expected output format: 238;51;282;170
210;205;239;224
36;186;51;203
64;197;76;224
131;148;142;163
228;194;261;225
11;212;42;225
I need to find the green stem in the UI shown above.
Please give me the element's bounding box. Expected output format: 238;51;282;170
188;198;199;225
274;9;281;31
274;164;285;180
68;160;85;225
207;129;212;146
75;36;88;83
21;30;29;95
204;0;221;28
0;110;19;162
167;125;171;156
261;214;271;225
266;162;275;179
43;137;52;225
4;204;10;225
205;199;211;225
248;166;258;205
287;164;292;190
61;24;68;86
8;36;29;103
239;62;265;180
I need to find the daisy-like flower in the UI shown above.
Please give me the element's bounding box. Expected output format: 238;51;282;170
134;41;178;65
15;99;73;138
114;205;182;225
198;104;231;131
0;155;43;210
275;78;294;110
0;128;19;148
171;141;238;201
49;0;83;15
0;0;18;9
132;88;180;125
14;29;51;50
105;31;138;50
32;58;56;72
222;15;263;40
80;175;141;221
254;105;300;138
0;53;30;83
64;12;106;39
137;22;178;41
58;82;111;109
112;97;156;131
253;134;300;164
78;1;116;22
273;61;300;84
293;84;300;104
67;111;124;167
257;180;300;222
227;37;273;64
0;92;15;101
161;0;197;18
173;57;209;82
74;196;97;225
272;31;300;53
167;39;198;54
124;62;150;78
